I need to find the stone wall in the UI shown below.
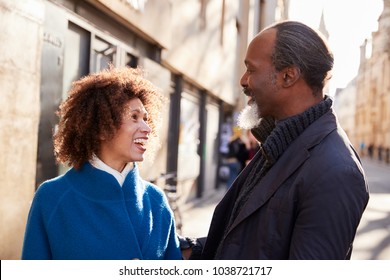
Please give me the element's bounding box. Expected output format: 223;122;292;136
0;0;44;259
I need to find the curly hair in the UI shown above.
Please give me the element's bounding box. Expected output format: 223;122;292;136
54;66;167;170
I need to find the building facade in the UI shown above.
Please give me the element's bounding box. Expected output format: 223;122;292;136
335;0;390;160
0;0;284;259
0;0;44;261
334;79;358;147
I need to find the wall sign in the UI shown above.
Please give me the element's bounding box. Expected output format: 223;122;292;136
122;0;148;12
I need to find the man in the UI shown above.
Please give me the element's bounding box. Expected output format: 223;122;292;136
183;21;369;260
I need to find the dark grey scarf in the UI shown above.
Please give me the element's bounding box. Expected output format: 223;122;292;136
215;96;333;258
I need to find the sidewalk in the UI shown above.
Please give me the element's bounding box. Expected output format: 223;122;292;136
180;186;226;238
351;157;390;260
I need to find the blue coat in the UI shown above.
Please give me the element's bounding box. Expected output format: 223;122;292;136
202;109;369;259
22;163;181;260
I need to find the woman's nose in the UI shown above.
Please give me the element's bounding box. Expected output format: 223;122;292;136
141;121;152;133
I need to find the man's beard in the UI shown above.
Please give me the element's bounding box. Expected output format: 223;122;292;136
237;102;261;130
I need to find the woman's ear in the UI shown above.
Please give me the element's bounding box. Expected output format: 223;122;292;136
99;132;106;141
281;66;300;87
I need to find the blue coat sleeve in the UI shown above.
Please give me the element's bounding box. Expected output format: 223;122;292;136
163;220;182;260
21;190;52;260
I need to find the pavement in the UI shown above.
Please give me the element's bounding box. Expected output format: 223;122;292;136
351;158;390;260
180;186;226;238
180;158;390;260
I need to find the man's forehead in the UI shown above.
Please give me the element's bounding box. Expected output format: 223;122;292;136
245;28;276;61
253;27;276;45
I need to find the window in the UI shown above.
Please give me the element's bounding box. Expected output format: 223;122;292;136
92;36;117;71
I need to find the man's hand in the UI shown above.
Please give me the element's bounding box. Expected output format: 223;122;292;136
181;247;192;260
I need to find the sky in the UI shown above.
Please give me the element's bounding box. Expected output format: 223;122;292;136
288;0;384;96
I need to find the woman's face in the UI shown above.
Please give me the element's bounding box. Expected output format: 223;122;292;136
98;98;151;172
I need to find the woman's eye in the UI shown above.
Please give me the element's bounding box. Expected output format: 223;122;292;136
131;114;138;121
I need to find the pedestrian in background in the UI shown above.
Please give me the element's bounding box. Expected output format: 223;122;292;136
359;140;365;157
368;143;374;159
378;145;383;161
225;127;249;188
245;130;260;165
182;20;369;260
22;67;181;260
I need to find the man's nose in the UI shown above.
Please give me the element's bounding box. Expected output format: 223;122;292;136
240;72;248;87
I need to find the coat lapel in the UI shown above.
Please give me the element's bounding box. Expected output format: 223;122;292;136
226;110;338;235
226;138;309;234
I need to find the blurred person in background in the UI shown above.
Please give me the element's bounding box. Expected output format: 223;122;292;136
225;127;249;188
245;130;260;165
22;67;181;260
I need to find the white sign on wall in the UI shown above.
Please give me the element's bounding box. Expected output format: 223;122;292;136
123;0;148;12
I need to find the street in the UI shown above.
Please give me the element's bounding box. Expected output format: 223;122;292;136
181;157;390;260
351;158;390;260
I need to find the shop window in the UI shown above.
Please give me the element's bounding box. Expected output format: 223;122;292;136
92;36;117;71
126;53;138;68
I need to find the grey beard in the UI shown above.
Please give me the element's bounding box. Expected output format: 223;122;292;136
237;103;261;130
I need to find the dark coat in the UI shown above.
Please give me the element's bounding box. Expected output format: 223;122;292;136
202;109;369;260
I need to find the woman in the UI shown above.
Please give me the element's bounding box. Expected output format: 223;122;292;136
22;67;181;260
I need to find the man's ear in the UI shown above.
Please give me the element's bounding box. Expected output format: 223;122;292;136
281;66;300;87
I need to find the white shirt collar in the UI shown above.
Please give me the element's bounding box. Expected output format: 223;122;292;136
89;155;134;187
